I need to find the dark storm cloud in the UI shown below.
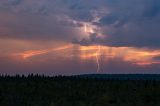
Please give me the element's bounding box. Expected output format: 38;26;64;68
72;0;160;48
72;33;102;46
0;0;23;7
0;0;160;48
0;0;90;41
98;0;160;48
0;0;109;41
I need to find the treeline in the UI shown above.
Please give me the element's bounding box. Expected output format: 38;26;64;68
0;75;160;106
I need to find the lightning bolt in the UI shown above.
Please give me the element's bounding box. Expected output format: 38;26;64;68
96;45;101;73
83;23;102;73
84;23;87;33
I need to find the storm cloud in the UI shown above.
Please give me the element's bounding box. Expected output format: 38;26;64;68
1;0;160;75
0;0;159;48
72;0;160;48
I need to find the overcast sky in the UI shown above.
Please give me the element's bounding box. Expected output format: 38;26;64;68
0;0;160;75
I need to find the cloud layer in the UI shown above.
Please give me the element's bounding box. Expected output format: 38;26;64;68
0;0;160;48
0;0;160;74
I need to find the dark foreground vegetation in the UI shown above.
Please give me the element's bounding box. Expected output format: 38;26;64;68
0;74;160;106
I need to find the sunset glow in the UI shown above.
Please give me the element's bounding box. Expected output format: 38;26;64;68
0;0;160;75
16;45;73;59
11;45;160;66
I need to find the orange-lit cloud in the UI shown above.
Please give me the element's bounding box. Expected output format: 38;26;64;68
22;50;51;59
11;44;160;67
135;61;160;66
77;46;160;66
15;45;73;59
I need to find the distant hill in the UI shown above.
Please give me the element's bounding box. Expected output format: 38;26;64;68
75;74;160;80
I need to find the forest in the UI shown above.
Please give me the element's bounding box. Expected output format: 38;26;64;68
0;74;160;106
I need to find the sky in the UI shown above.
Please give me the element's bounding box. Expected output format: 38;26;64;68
0;0;160;75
